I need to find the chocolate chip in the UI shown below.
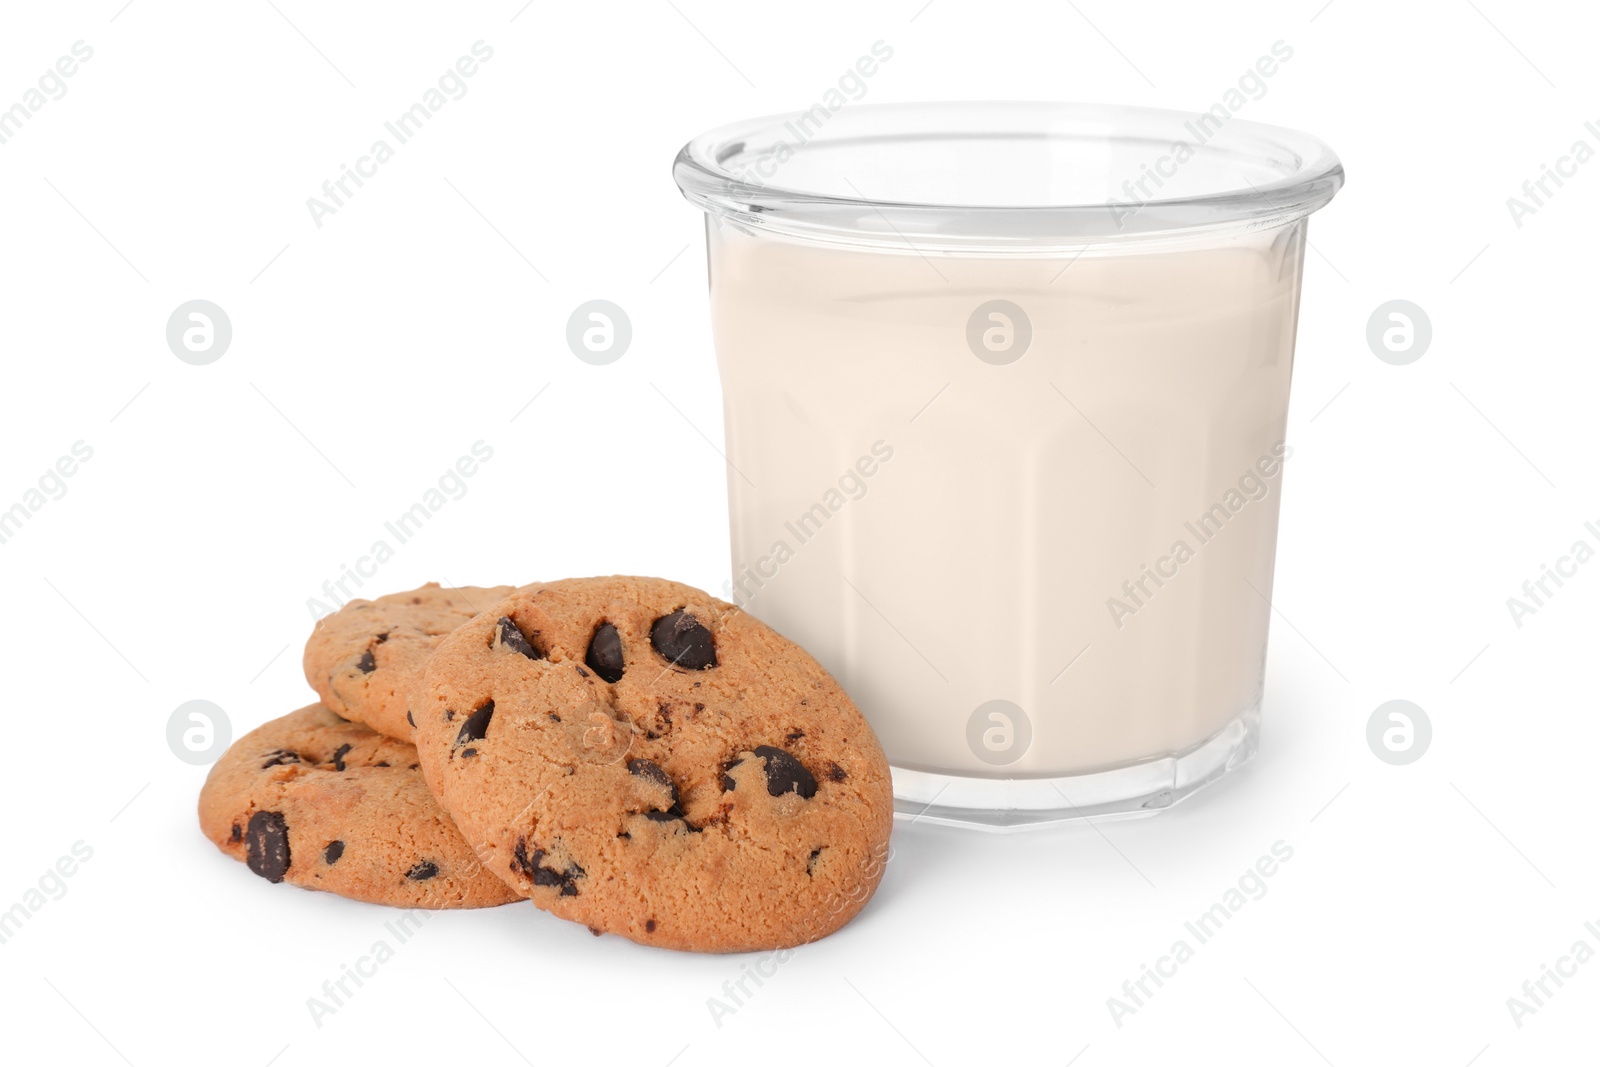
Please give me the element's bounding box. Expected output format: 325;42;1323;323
575;666;590;678
827;762;847;782
331;743;351;771
512;837;583;896
807;848;822;875
753;746;817;799
627;759;681;809
645;919;657;933
787;729;805;741
356;649;377;673
375;761;390;768
406;710;415;728
457;700;494;746
558;857;585;895
230;823;241;842
406;861;438;881
585;622;626;682
650;610;717;670
494;616;542;660
375;631;389;644
261;749;299;769
246;811;290;883
461;747;478;758
721;758;742;792
324;841;345;864
444;709;455;721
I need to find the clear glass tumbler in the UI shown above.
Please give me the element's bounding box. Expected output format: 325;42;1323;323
673;103;1343;828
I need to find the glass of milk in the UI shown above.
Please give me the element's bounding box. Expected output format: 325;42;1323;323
674;103;1343;828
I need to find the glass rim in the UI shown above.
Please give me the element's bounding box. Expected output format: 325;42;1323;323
673;101;1344;252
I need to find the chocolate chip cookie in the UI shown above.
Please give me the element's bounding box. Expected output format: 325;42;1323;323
198;704;519;909
410;576;893;952
304;582;515;740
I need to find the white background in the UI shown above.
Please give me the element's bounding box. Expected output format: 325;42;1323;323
2;1;1596;1063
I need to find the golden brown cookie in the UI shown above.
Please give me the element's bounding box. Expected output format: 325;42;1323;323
410;576;893;952
198;704;519;909
303;582;515;740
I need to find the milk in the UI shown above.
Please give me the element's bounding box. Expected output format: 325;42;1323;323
707;217;1304;779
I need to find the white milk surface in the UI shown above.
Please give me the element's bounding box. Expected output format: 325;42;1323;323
709;219;1305;778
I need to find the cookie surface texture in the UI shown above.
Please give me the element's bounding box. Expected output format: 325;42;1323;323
198;704;519;909
411;576;894;952
303;582;515;740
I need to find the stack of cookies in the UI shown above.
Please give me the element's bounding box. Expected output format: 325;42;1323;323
198;577;895;952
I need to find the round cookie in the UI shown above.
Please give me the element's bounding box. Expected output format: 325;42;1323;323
410;576;894;952
304;582;515;740
199;704;519;909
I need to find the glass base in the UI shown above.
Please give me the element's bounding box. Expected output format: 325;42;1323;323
891;704;1259;831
